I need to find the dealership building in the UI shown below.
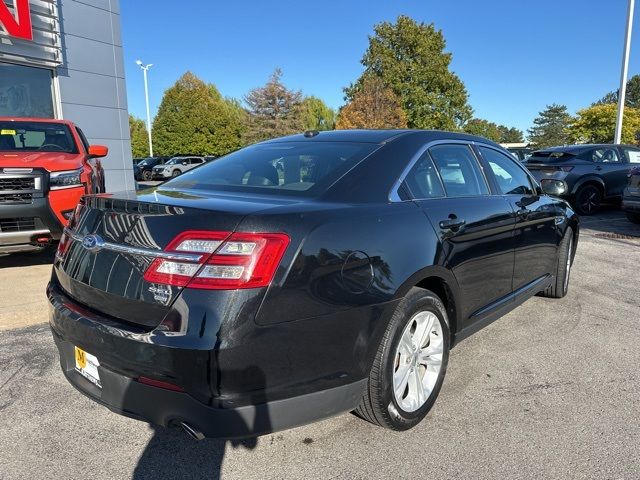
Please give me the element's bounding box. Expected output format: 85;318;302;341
0;0;134;191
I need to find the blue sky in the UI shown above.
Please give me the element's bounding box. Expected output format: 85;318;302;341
121;0;640;135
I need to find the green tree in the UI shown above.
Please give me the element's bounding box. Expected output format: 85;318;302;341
244;68;304;143
497;125;525;143
301;96;335;131
463;118;501;142
345;15;472;130
527;104;573;148
336;75;407;129
129;114;149;158
569;103;640;144
596;74;640;109
152;72;244;156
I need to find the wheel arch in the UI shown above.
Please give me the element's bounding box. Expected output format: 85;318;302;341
571;176;605;196
394;266;461;340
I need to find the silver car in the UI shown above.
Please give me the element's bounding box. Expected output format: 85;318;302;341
152;156;205;179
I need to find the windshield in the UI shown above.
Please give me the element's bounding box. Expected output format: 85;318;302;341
138;158;155;166
0;121;77;153
165;158;182;165
162;141;378;197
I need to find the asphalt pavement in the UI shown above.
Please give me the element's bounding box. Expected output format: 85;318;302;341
1;209;639;479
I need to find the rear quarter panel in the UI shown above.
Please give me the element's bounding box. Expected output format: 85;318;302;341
237;202;443;326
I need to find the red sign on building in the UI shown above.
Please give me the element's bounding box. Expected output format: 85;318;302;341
0;0;33;41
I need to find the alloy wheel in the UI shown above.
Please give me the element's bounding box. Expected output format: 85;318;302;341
578;187;600;214
392;311;444;413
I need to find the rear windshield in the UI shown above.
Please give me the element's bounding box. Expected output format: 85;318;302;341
162;142;378;197
0;121;77;153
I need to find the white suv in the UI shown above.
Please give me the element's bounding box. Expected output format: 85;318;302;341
152;156;205;179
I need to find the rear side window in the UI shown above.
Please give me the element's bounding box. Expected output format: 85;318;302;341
163;142;378;197
403;153;445;199
479;146;534;195
429;144;489;197
622;147;640;163
590;148;620;163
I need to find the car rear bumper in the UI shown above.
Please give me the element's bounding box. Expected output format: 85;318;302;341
48;281;374;439
0;197;64;253
51;327;365;439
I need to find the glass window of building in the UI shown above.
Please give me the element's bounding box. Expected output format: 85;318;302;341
0;63;55;118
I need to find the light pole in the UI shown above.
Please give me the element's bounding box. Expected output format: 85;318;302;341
136;60;154;157
614;0;635;144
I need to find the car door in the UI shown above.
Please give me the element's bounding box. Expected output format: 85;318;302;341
475;145;558;292
589;147;627;197
404;143;516;325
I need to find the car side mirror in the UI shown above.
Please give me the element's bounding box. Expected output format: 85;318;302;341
88;145;108;158
540;179;567;196
182;161;188;166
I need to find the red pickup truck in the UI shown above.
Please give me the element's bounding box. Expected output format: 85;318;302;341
0;118;107;254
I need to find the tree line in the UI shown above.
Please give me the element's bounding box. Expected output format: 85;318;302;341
129;16;640;158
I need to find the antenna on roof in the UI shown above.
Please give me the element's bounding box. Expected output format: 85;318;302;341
303;130;320;138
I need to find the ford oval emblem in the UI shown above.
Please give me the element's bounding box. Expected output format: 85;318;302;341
81;234;104;252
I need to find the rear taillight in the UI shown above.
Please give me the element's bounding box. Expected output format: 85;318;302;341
143;231;290;290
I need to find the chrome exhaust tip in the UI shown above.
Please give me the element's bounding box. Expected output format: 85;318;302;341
180;421;205;441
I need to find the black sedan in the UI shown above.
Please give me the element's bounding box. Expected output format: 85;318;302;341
526;144;640;215
48;130;578;439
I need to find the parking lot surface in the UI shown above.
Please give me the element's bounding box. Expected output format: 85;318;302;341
1;210;639;479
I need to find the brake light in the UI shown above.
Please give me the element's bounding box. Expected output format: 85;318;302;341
143;231;290;290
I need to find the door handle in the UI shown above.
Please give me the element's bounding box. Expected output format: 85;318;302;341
595;166;602;171
439;217;466;230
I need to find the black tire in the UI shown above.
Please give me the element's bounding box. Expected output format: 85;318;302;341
626;211;640;224
354;287;450;431
539;227;574;299
171;169;181;177
574;184;602;215
142;170;152;181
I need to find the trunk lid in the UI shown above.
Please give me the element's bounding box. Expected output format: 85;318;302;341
53;189;295;328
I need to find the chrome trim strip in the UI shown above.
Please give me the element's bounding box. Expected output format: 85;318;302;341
65;229;203;262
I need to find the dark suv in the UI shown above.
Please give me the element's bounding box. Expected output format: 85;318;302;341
526;144;640;215
134;157;170;181
49;130;578;439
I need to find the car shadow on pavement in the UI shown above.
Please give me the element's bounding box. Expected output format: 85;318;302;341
131;365;268;480
132;426;259;480
579;206;640;238
0;246;56;268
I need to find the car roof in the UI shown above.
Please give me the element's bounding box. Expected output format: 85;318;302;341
0;117;76;127
534;144;634;154
259;129;503;147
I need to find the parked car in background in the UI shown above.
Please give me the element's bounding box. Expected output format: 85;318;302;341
134;157;170;181
507;147;533;162
152;156;205;179
133;158;144;166
0;117;107;254
622;165;640;224
501;143;534;163
204;155;217;163
49;130;578;440
526;144;640;215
